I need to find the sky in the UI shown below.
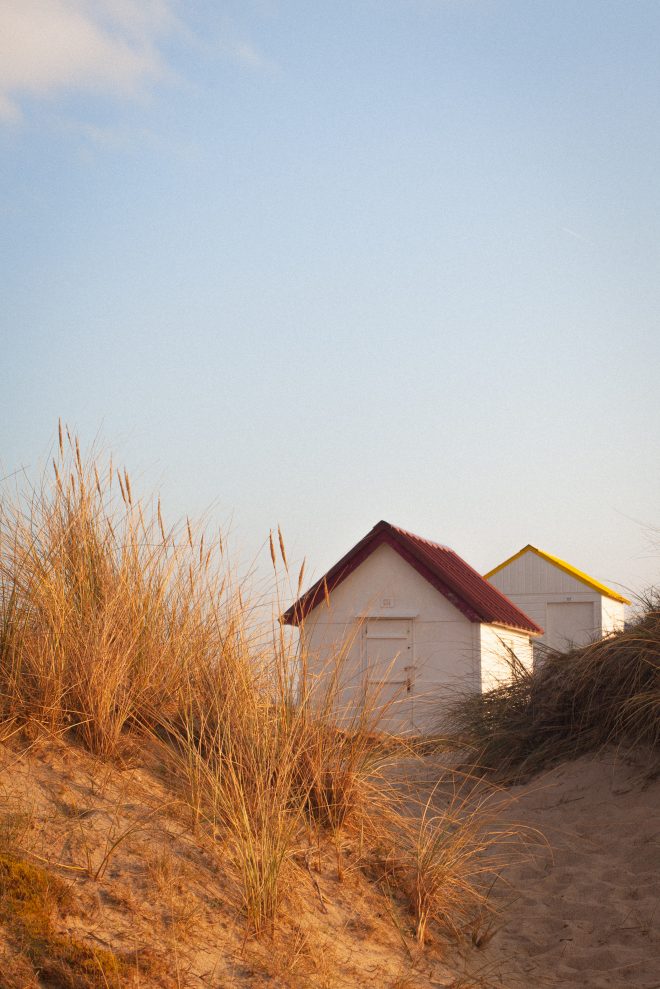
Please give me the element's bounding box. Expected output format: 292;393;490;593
1;0;659;603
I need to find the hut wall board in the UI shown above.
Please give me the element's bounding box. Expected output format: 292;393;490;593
601;595;626;636
489;550;588;596
479;625;534;691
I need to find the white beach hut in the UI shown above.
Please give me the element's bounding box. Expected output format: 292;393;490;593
281;521;542;733
485;545;630;656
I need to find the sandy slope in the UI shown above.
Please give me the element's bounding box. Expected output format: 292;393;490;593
471;748;660;989
0;740;461;988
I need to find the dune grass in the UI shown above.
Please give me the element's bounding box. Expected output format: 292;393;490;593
0;427;515;958
444;604;660;781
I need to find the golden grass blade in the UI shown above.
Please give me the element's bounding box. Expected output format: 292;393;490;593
277;525;288;571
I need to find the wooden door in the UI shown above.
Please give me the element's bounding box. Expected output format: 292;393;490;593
363;618;415;732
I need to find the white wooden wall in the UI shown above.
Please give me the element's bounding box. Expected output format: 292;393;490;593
479;625;534;691
601;595;626;636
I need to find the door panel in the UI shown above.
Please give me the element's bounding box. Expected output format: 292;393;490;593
363;619;414;732
546;602;596;651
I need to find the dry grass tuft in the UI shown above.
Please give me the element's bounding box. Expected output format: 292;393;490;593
443;602;660;780
403;788;523;947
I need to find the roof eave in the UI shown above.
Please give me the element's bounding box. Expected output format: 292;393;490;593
488;620;544;637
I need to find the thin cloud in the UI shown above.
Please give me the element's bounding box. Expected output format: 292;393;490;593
232;42;269;70
0;0;180;123
561;225;595;246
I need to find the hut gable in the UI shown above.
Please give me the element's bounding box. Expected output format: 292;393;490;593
282;521;542;634
485;545;630;604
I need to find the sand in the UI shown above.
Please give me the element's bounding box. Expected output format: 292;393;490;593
468;748;660;989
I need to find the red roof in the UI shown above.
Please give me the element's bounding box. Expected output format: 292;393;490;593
281;520;543;634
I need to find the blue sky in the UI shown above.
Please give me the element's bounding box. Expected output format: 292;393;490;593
2;0;659;600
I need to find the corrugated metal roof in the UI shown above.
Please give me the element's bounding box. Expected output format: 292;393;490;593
281;520;543;634
484;545;631;605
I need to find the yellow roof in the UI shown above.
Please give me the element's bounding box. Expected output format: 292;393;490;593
484;545;631;605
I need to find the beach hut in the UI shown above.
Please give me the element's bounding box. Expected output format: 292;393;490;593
485;545;630;655
281;521;542;733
